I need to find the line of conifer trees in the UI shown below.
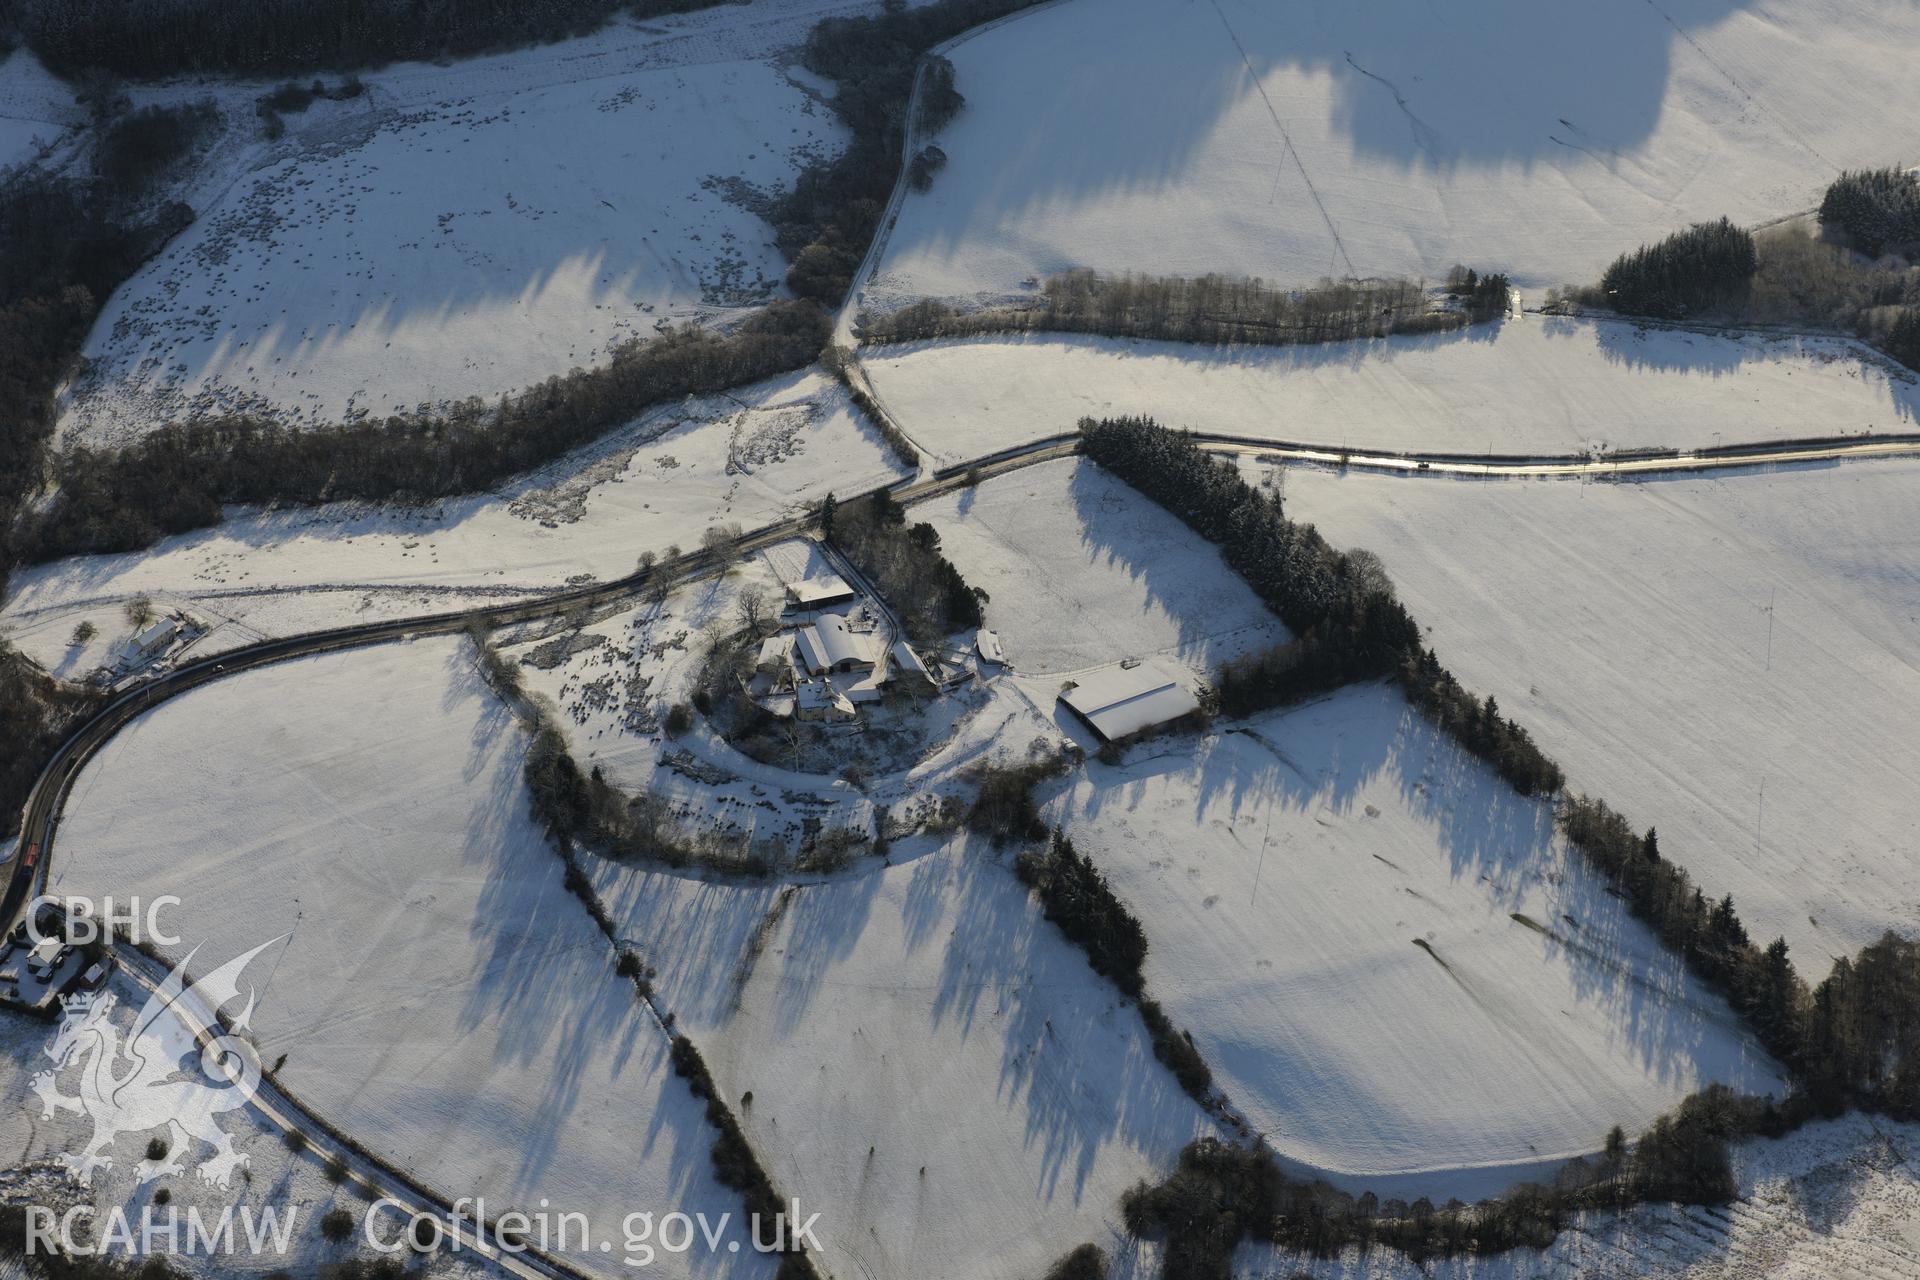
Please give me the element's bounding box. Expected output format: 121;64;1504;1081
17;302;828;565
1079;416;1562;794
860;271;1465;347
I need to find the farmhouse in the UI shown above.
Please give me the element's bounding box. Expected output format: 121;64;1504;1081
118;617;179;665
795;680;857;722
1059;661;1200;743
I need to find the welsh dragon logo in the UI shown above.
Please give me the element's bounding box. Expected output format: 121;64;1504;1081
28;939;283;1190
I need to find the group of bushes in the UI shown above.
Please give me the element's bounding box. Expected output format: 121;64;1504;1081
1082;415;1418;701
97;99;219;193
772;0;1047;306
859;270;1466;347
819;489;983;642
9;0;723;79
255;75;364;139
962;748;1076;845
1400;648;1564;797
1442;265;1512;322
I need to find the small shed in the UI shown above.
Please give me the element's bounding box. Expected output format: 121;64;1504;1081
974;629;1005;665
889;641;936;692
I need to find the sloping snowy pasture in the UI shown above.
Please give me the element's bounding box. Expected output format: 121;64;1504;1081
916;457;1287;676
587;842;1215;1280
0;979;505;1280
1282;460;1920;972
44;638;779;1279
1047;685;1784;1200
869;0;1920;304
1243;1114;1920;1279
0;50;78;173
4;369;910;647
863;320;1920;464
57;2;858;445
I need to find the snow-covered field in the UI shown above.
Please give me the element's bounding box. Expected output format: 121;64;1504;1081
56;0;865;444
588;841;1214;1280
862;321;1920;465
1045;684;1783;1200
0;50;78;174
4;368;910;648
917;457;1287;676
42;637;780;1279
1283;461;1920;972
1244;1114;1920;1279
0;983;509;1279
868;0;1920;304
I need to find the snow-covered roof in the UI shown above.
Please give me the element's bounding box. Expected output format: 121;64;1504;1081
787;575;856;607
890;640;933;680
133;618;178;651
974;629;1005;664
756;633;794;668
794;614;877;673
1059;662;1199;742
796;680;855;716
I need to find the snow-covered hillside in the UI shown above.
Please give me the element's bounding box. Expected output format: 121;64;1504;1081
917;457;1287;676
0;50;78;173
588;842;1215;1280
1283;460;1920;972
863;320;1920;464
4;368;909;646
1246;1114;1920;1279
44;638;779;1279
56;0;864;445
1046;685;1783;1200
868;0;1920;305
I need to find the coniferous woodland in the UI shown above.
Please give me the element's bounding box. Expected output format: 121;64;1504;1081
1819;167;1920;259
4;0;722;79
858;270;1472;347
1598;217;1758;319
